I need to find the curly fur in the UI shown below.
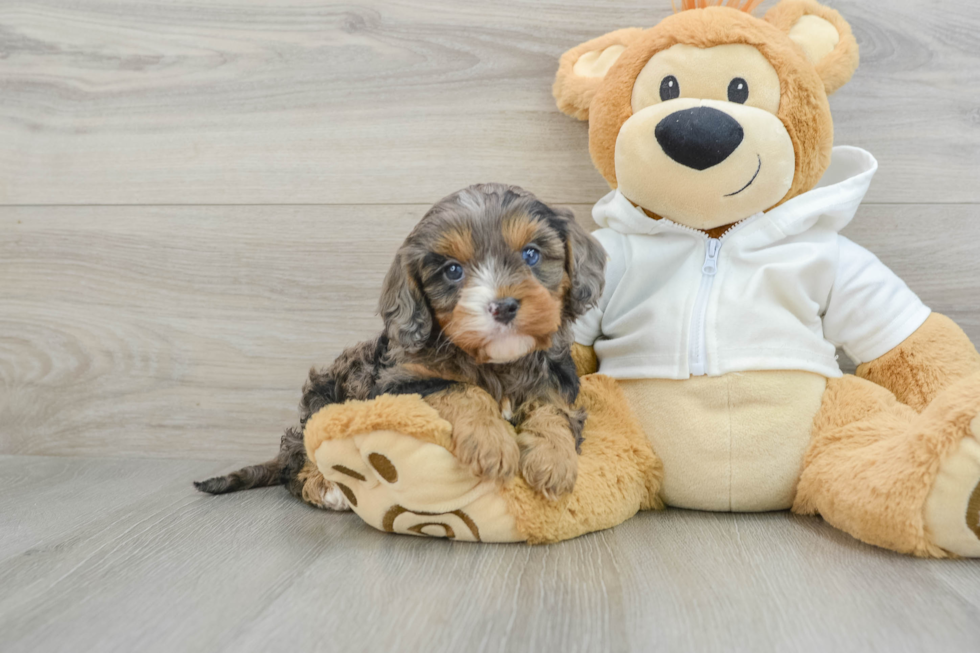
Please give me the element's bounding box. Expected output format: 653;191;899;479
195;183;606;504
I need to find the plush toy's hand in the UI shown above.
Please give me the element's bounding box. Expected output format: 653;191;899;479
571;342;598;376
858;313;980;411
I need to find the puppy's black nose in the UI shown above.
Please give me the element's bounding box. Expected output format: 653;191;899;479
655;106;744;171
489;297;520;324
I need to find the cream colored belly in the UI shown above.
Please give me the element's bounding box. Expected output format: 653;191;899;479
619;371;826;512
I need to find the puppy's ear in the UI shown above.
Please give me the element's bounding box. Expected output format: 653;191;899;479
378;248;432;353
553;207;606;319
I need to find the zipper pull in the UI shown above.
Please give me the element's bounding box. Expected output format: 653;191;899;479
702;239;721;275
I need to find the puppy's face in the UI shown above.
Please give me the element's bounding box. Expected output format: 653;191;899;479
380;185;605;364
426;210;568;364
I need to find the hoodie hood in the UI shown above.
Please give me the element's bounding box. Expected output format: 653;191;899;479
593;146;878;239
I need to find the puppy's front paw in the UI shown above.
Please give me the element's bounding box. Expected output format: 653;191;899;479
517;431;578;501
453;420;520;482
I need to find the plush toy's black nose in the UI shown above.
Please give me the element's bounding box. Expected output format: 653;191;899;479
489;297;520;324
655;107;744;171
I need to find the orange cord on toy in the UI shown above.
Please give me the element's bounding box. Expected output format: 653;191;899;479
671;0;765;13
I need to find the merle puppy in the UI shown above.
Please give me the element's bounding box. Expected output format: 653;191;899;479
195;183;606;506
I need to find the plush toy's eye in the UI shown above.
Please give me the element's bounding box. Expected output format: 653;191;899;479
522;246;541;267
659;75;680;102
444;262;464;282
728;78;749;104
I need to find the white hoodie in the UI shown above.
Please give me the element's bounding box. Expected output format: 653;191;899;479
574;146;931;380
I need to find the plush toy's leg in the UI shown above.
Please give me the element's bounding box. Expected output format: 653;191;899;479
504;374;663;544
303;375;662;543
303;393;521;542
793;372;980;557
854;312;980;556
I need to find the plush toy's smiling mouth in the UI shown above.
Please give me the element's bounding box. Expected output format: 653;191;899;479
724;155;762;197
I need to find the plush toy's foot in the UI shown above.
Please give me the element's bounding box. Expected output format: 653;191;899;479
304;393;522;542
796;372;980;557
925;410;980;557
303;375;663;544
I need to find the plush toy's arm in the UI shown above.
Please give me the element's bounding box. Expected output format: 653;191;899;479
825;238;979;410
823;237;933;365
571;342;598;377
857;313;980;412
566;227;624;379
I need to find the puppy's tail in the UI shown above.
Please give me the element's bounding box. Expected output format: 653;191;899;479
194;427;307;496
194;459;281;494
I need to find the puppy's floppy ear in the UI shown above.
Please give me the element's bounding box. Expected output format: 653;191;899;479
553;28;643;121
378;248;432;353
551;206;606;319
766;0;859;95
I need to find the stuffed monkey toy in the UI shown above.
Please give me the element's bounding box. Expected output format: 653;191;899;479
306;0;980;556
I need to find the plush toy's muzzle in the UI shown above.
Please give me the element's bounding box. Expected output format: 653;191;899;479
655;106;744;171
617;93;797;229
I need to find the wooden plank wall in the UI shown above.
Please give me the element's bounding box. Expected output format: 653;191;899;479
2;0;978;459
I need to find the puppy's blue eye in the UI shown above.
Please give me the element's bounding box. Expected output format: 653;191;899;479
522;246;540;266
444;263;464;281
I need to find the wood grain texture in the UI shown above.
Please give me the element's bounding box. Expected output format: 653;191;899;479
1;455;980;653
1;0;979;205
0;204;409;458
3;203;977;459
0;455;230;561
2;2;980;651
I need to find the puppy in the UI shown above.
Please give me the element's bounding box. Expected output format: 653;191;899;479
195;183;606;506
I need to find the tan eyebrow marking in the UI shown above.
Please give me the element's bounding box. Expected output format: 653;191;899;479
502;213;540;251
434;227;475;262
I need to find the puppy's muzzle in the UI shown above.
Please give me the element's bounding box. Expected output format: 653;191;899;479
655;106;744;171
489;297;520;325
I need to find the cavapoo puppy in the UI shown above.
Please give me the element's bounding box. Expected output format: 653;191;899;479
195;183;606;506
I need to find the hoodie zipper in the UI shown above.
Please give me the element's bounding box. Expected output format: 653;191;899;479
688;238;721;376
602;192;766;377
683;214;762;376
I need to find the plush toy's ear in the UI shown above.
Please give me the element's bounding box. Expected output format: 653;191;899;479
765;0;859;95
553;28;644;121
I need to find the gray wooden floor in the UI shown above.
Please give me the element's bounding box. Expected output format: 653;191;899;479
2;0;980;651
4;455;980;653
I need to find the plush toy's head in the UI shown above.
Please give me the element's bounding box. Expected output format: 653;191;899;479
554;0;859;230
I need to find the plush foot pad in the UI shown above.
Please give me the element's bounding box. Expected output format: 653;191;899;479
304;395;524;543
925;413;980;557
